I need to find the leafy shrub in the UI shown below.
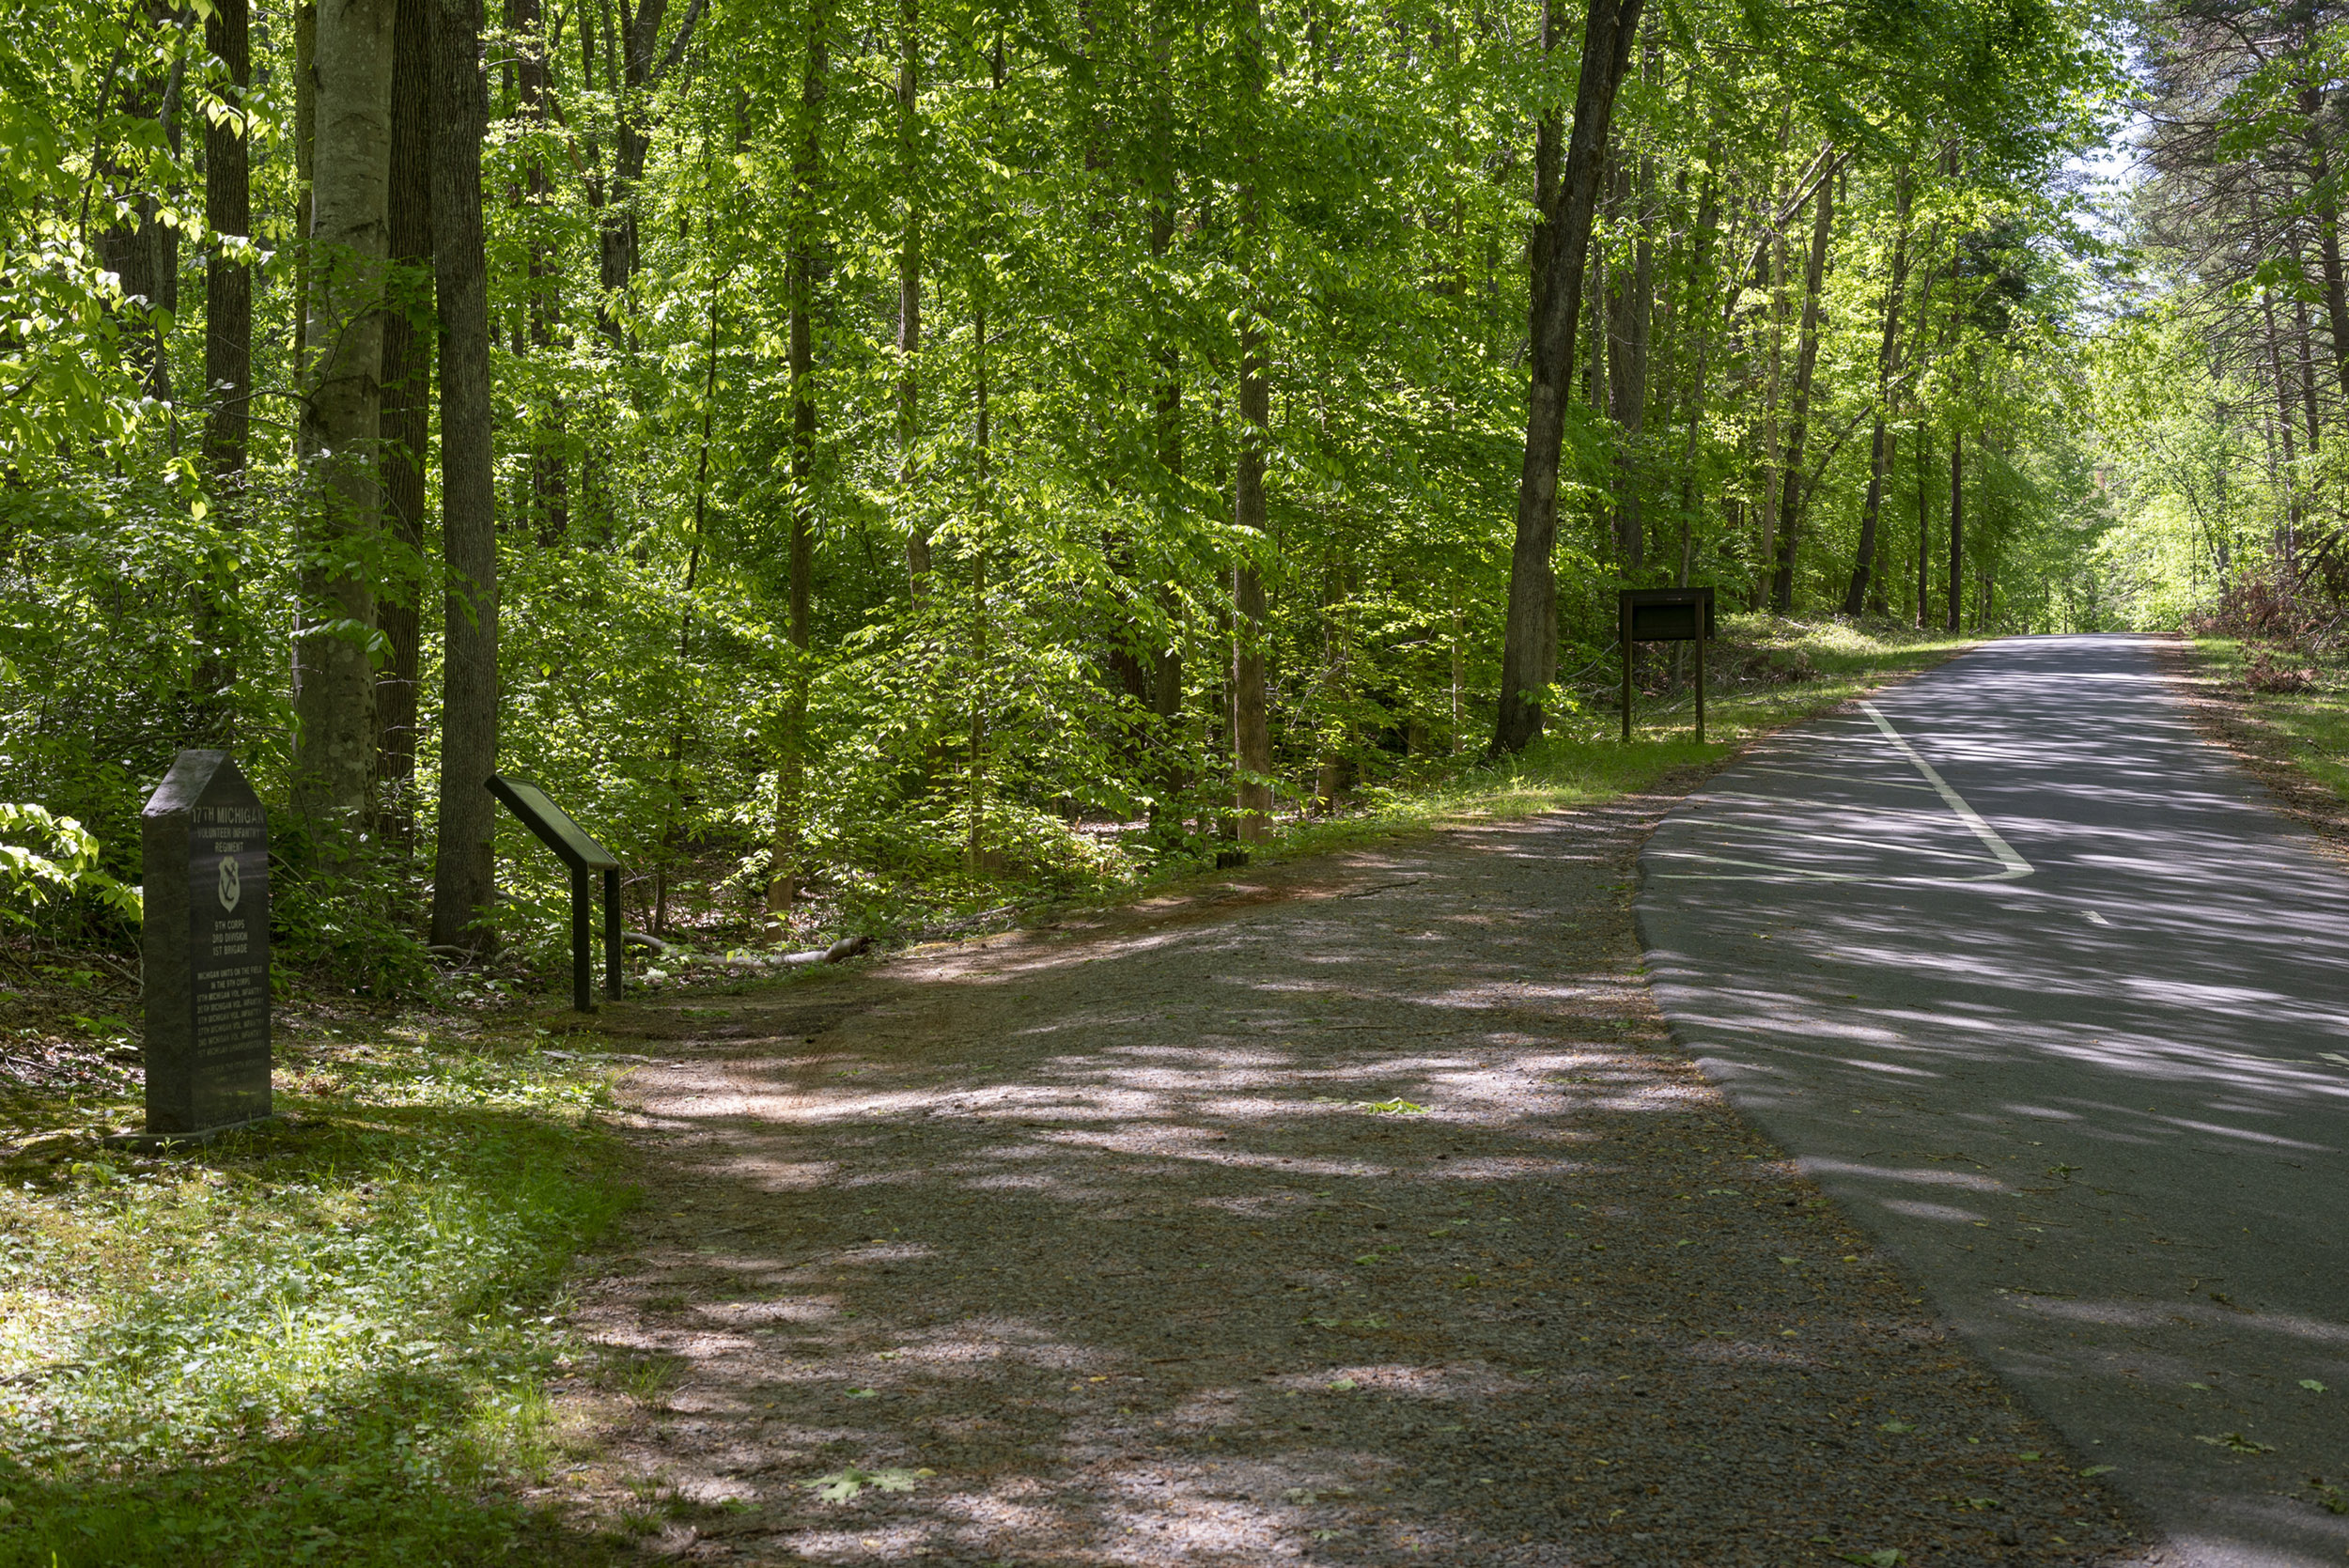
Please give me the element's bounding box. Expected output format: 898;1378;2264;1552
0;803;141;935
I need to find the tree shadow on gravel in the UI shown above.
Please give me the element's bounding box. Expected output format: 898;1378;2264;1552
565;796;2152;1567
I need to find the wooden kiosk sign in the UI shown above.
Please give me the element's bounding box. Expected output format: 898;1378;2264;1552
1617;586;1717;744
487;775;623;1012
141;751;272;1139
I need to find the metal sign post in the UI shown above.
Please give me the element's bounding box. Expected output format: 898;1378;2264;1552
1617;586;1717;744
487;775;624;1012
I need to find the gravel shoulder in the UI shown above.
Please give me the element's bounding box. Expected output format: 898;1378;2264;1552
552;789;2155;1567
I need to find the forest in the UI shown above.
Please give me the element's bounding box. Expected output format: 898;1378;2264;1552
0;0;2306;975
16;0;2349;1562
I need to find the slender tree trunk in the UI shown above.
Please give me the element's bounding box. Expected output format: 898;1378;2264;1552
1843;166;1909;617
1232;0;1272;841
294;3;316;369
1769;161;1832;613
429;0;500;951
965;31;1006;870
1866;467;1893;616
597;0;704;341
291;0;398;843
2264;290;2303;567
1947;430;1964;634
1314;552;1352;813
1147;97;1187;831
768;2;826;918
1752;219;1787;608
2300;84;2349;396
1493;0;1644;753
2290;265;2324;451
1672;145;1719;582
657;225;726;927
896;0;928;602
1586;223;1608;413
968;290;991;865
509;0;567;545
1607;154;1655;570
1749;116;1797;609
151;24;187;422
194;0;251;741
1916;416;1931;628
376;0;434;846
100;5;170;401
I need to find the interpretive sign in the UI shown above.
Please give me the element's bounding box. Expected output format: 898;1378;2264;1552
1617;586;1717;744
487;775;623;1012
141;751;272;1138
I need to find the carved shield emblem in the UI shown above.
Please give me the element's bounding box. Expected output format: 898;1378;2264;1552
218;855;241;913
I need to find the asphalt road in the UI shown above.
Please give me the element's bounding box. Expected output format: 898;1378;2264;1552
1637;633;2349;1568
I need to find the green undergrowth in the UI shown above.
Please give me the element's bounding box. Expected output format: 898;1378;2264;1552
589;615;1976;975
0;1016;634;1567
1190;614;1977;874
2190;635;2349;801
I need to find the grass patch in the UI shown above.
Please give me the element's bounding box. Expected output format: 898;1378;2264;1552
2189;636;2349;802
0;1008;635;1566
1230;614;1976;870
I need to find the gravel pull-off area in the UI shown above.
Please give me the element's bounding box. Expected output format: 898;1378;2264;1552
557;791;2156;1567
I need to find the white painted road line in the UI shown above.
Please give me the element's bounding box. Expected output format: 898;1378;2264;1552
1859;701;2033;881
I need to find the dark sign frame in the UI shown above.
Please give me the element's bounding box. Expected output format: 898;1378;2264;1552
1617;586;1716;744
488;775;623;1011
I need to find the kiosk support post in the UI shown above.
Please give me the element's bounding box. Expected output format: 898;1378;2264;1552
1695;632;1706;745
1620;600;1634;744
603;868;622;1001
569;865;593;1013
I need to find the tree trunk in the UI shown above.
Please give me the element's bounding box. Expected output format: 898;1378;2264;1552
509;0;567;546
1672;145;1719;580
1916;416;1931;628
2300;82;2349;396
968;287;991;867
194;0;251;741
1314;553;1353;813
2290;268;2324;451
1607;153;1655;570
152;23;188;421
1947;430;1963;633
1769;160;1832;613
1843;166;1909;617
1492;0;1644;753
896;0;928;602
429;0;500;951
1232;0;1272;840
100;4;173;403
768;1;826;918
1749;115;1797;610
291;0;398;844
597;0;704;340
293;3;316;369
1147;135;1187;831
1751;218;1787;609
963;32;1006;869
2263;290;2302;567
377;0;435;846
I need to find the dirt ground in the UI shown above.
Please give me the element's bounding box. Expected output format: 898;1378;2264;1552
551;786;2155;1567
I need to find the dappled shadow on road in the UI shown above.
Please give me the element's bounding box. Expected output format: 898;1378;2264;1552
558;797;2148;1567
1641;633;2349;1565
